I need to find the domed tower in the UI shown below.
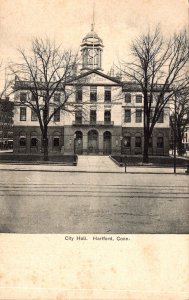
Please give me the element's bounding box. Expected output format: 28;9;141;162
80;24;103;72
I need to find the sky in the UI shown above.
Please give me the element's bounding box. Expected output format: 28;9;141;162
0;0;188;87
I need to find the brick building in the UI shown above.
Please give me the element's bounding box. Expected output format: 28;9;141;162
13;26;170;156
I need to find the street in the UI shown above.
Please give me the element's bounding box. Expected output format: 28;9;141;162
0;167;188;233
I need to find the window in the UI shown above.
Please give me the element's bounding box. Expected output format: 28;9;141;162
53;137;60;147
75;111;82;124
31;109;38;121
104;110;111;124
76;88;82;103
90;86;97;102
136;109;142;123
136;95;142;103
157;136;164;148
19;137;26;147
104;88;111;102
54;93;60;102
30;137;37;147
20;92;27;103
135;136;142;148
125;109;131;123
157;110;164;123
125;93;131;103
90;110;96;124
123;136;131;148
54;108;60;122
20;107;26;121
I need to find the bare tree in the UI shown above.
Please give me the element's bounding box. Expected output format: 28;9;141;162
11;38;80;160
170;87;189;155
0;62;14;99
120;27;189;163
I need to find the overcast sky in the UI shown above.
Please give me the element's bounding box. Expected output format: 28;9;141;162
0;0;188;86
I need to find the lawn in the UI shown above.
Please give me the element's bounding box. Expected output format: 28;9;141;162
111;155;189;167
0;152;78;165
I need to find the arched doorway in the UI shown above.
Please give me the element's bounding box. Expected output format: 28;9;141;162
103;131;111;154
75;131;83;154
88;130;98;154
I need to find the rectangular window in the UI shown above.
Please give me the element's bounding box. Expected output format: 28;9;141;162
20;107;26;121
90;110;96;124
90;86;97;102
104;88;111;102
136;95;142;103
125;93;131;103
20;92;27;103
157;110;164;123
104;110;111;124
76;88;82;103
136;109;142;123
53;137;60;147
157;137;164;148
31;109;38;121
135;136;142;148
54;93;60;102
125;109;131;123
54;108;60;122
75;111;82;124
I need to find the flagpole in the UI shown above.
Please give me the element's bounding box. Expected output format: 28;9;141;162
92;1;95;70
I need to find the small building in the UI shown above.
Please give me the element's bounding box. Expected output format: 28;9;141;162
13;26;170;156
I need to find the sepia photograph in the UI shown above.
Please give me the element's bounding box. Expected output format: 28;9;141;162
0;0;189;299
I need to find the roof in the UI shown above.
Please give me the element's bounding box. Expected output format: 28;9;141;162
81;29;103;46
66;69;123;85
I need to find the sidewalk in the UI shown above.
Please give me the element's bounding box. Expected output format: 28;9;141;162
0;156;187;174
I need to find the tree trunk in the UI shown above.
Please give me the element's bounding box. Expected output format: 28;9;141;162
143;90;149;163
143;130;149;163
42;128;48;161
177;132;184;156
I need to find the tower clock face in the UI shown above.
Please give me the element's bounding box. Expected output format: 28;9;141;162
88;48;98;58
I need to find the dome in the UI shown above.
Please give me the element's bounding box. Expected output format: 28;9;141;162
82;29;103;46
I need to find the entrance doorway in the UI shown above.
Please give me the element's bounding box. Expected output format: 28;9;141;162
75;131;83;154
88;130;98;154
103;131;111;154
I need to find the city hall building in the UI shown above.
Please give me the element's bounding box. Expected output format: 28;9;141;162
13;27;170;156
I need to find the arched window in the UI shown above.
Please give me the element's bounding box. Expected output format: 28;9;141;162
135;135;142;148
30;132;38;148
53;131;61;147
157;135;164;148
19;132;26;147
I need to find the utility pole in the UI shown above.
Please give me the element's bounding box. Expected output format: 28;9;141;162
173;93;177;174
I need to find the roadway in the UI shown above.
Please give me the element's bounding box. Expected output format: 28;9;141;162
0;167;188;233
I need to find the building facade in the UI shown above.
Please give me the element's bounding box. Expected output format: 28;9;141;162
0;97;13;149
13;27;170;156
